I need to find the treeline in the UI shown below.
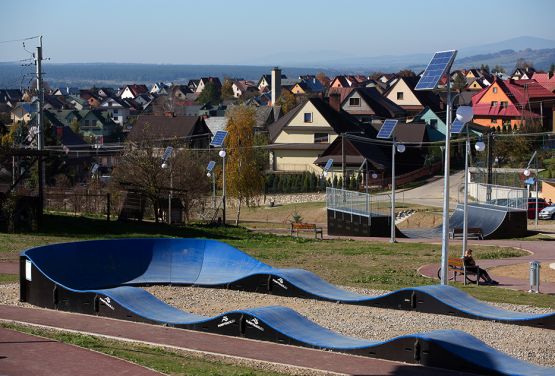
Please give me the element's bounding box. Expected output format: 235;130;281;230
264;172;364;194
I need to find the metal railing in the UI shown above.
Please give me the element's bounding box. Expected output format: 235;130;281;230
463;182;527;210
326;187;391;217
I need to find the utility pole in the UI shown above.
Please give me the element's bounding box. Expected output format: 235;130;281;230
486;131;494;202
35;36;45;218
341;134;346;190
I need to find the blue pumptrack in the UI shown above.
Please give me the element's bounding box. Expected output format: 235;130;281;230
20;238;554;375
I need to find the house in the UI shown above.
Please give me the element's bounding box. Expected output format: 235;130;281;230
329;87;406;123
531;72;555;93
129;113;212;149
99;96;130;125
257;73;287;92
10;102;37;123
80;90;102;107
66;95;89;110
471;78;555;131
290;78;325;95
329;75;368;89
411;107;446;142
170;85;193;100
383;76;444;116
267;98;362;173
232;80;258;98
0;89;23;105
78;110;120;143
119;84;149;99
511;67;536;80
196;77;222;93
52;87;79;96
150;82;170;94
465;77;490;91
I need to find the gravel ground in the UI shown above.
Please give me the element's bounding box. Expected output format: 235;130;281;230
3;282;554;368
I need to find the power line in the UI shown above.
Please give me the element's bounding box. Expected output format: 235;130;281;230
0;35;41;44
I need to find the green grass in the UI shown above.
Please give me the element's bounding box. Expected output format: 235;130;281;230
3;213;554;309
0;323;286;376
0;274;18;284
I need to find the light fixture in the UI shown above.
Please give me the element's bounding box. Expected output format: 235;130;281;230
396;144;406;153
524;169;531;177
206;172;211;177
161;162;168;169
371;173;378;179
475;141;486;152
219;150;226;158
455;106;473;123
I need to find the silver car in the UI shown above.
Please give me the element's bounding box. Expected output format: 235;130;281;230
539;205;555;220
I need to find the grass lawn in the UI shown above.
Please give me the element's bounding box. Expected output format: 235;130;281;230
0;323;286;376
4;212;554;308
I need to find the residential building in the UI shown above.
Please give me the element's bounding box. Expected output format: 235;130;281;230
119;84;149;99
196;77;222;94
232;80;258;98
329;87;406;123
383;76;444;117
267;98;361;173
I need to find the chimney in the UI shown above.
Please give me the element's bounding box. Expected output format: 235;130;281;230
271;67;281;106
329;92;341;112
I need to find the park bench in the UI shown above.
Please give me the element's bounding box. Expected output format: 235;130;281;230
449;227;483;240
437;257;480;285
290;223;323;240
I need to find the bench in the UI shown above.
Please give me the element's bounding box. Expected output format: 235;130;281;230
449;227;483;240
290;223;323;240
441;257;480;285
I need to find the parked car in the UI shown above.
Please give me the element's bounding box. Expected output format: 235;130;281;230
528;198;548;219
539;205;555;220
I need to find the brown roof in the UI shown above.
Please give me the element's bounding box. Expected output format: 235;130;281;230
129;114;212;142
267;97;362;142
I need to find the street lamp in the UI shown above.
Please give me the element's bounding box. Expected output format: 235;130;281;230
390;141;405;243
524;151;539;226
206;160;216;209
161;146;173;224
454;105;485;257
219;149;227;225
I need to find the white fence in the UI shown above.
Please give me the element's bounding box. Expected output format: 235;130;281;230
326;187;390;217
465;182;527;210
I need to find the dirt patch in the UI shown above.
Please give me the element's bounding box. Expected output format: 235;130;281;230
227;202;327;226
490;262;555;283
397;210;443;229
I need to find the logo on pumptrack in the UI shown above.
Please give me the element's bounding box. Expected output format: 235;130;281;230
99;296;115;310
246;317;264;331
217;315;236;328
272;277;288;290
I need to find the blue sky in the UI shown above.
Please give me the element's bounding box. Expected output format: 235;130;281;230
1;0;554;65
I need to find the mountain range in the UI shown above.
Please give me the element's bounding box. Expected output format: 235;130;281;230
0;36;554;88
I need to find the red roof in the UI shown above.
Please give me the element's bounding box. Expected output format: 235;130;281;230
531;72;555;92
472;78;554;118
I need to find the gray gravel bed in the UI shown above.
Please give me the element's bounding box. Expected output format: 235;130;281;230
3;283;554;368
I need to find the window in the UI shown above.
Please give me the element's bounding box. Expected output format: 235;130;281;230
113;109;118;114
492;118;497;124
429;119;438;129
349;97;361;106
396;92;404;100
314;133;329;143
491;101;498;107
493;87;498;94
501;101;508;108
304;112;313;123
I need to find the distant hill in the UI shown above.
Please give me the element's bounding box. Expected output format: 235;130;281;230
454;48;555;71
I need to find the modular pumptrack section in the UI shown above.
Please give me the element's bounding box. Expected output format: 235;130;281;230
20;239;554;375
328;203;528;239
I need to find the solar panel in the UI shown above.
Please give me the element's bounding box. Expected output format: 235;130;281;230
91;163;99;175
324;159;333;172
210;130;228;147
415;50;457;91
450;119;467;134
377;119;398;139
207;160;216;172
161;146;173;162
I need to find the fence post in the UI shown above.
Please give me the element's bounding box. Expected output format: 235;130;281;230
106;192;111;222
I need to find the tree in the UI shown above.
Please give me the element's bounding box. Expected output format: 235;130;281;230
316;72;330;88
221;78;234;100
70;118;80;135
111;125;210;223
452;72;467;92
492;65;506;74
398;69;416;78
197;81;221;104
225;105;264;225
278;90;297;114
515;58;534;70
550;63;555;74
480;64;490;73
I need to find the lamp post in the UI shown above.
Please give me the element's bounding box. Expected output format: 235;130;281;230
219;149;227;225
524;151;539;227
161;161;172;224
390;140;405;243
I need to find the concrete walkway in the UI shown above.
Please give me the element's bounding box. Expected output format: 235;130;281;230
0;326;162;376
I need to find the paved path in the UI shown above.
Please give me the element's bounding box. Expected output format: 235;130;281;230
397;171;465;208
0;326;162;376
0;305;471;376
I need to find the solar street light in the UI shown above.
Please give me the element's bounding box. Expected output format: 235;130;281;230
161;146;173;225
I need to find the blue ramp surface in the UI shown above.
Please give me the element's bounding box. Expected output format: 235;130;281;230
21;238;554;330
